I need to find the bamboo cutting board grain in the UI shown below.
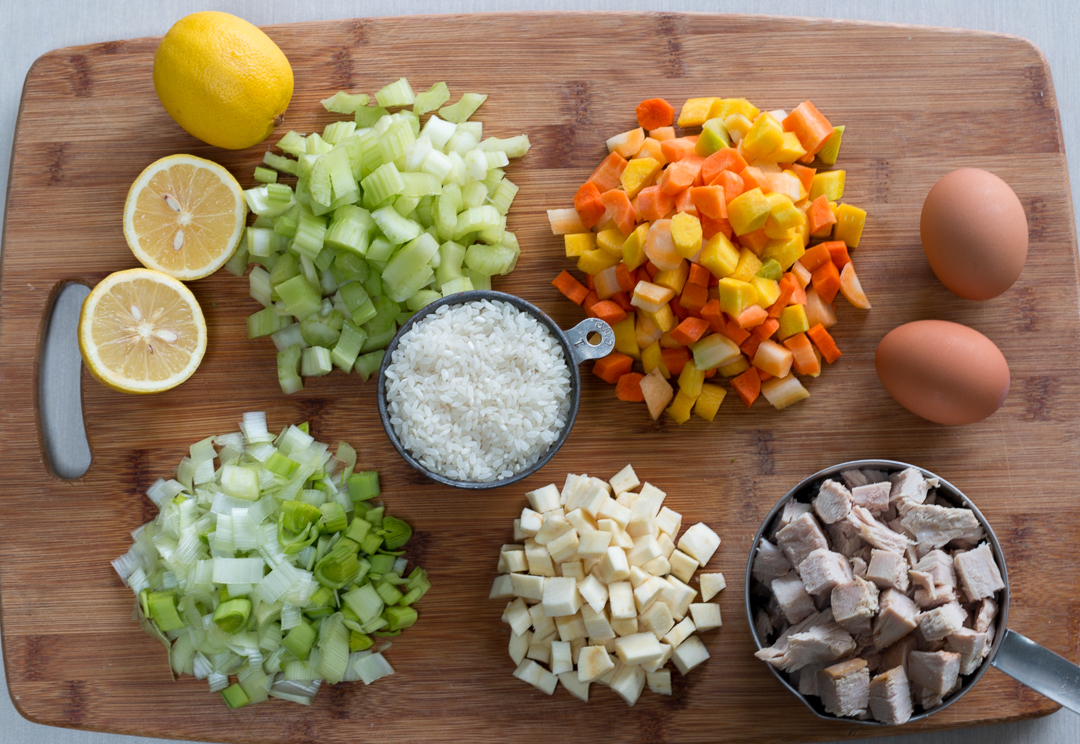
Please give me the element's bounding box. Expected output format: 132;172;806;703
1;12;1078;744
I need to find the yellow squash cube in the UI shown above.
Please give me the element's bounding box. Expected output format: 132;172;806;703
678;359;705;398
718;356;751;377
621;157;662;199
577;248;621;276
727;188;771;236
622;222;650;270
723;114;753;141
777;304;809;341
666;389;699;425
783;169;810;201
762;234;806;270
642;340;669;378
693;383;727;421
670;212;703;258
750;276;781;308
654;260;690;296
809;170;846;202
759;131;807;164
597;227;629;257
612;316;641;360
817;125;845;166
742;114;784;161
729;248;763;283
833;203;867;248
709;98;759;122
677;97;720;128
646;304;676;334
716;278;758;317
564;233;596;258
700;232;740;278
764;194;805;239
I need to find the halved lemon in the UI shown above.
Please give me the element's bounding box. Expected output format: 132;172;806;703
123;154;247;280
78;268;208;394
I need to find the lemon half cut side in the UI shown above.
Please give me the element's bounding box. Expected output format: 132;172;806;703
123;154;246;281
79;268;208;394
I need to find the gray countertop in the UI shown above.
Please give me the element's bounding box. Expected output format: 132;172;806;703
2;1;1078;743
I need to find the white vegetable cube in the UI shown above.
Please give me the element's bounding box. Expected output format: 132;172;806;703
567;481;607;518
639;600;675;639
524;539;555;577
614;632;665;666
499;545;527;573
558;672;589;702
221;465;259;501
634;576;667;612
664;576;698;620
570;637;587;663
566;508;598;534
546;528;580;563
699;572;727;602
647;669;673;696
636;482;667;514
590;636;617;653
490;574;514;599
560;561;585;580
542;576;582;617
598;546;630;583
628;535;663;567
608;581;636;620
551;640;573;674
626;500;657;539
589;476;613;495
555;613;588;642
598;497;632;528
668;549;699;583
535;513;572;546
561;472;591;505
616;490;637;508
609;464;641;495
509;629;531;665
526;483;561;513
611;663;647;706
642;555;671;577
511;573;545;602
581;604;615;641
642;642;673;673
529;603;556;639
677;523;721;566
629;566;651;588
577;574;609;613
519;508;543;537
656;506;683;538
577;645;615;683
526;639;551;664
513;659;558;695
657;533;676;560
611;617;639;637
597;657;623;687
578;529;612;560
663;617;696;648
689;602;722;631
671;635;710;674
504;598;533;636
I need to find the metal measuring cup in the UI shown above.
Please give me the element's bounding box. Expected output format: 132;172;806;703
745;459;1080;723
376;290;614;489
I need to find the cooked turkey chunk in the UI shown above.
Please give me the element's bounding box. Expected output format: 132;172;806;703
752;538;792;584
848;506;911;554
813;480;853;524
908;650;961;696
869;666;914;725
918;602;968;641
851;482;891;514
755;611;856;672
873;589;920;649
819;658;870;718
888;468;931;505
831;577;880;635
900;503;984;549
914;550;956;587
771;572;817;624
799;549;853;597
777;512;829;568
953;544;1005;602
866;548;909;592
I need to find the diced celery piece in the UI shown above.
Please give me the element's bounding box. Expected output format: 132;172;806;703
263;151;299;176
276;275;323;321
446;130;479;157
435;240;466;287
454;205;501;240
322;91;371;114
301;347;333;377
271;323;307;352
434;184;462;241
378;119;416;164
323;205;371;256
354;350;385;381
462;268;491;291
266;183;293;204
325;147;357;201
277;131;307;157
372;206;422;246
414;195;435;227
254;167;278;184
366;237;394;263
354;105;390;128
248;307;290;339
249;266;273;307
244;186;295;218
483;150;510;170
361;162;405;206
333;252;369;283
331;321;367;372
438;93;487;124
461;181;488;209
292;211;328;259
421;150;453;182
406;290;442;311
413;81;450;115
392;195;421;218
322;121;357;146
398;110;421;137
221;683;250;709
479;135;531;159
420;115;457;150
382;233;439;290
440;276;474;296
363;271;383;299
306;133;333;156
443;151;466;185
277;345;304;394
246;227;275;258
374;78;415;108
270;251;300;289
490;179;518;215
464;149;488;182
465;243;517;276
225;244;250;277
399;172;442;197
360;326;396;354
299;317;341;347
403;136;434;172
385;266;434;303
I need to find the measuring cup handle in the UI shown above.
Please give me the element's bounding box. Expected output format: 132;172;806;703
991;628;1080;714
564;318;616;365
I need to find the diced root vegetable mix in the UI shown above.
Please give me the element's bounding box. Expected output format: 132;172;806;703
549;97;871;422
491;464;724;704
229;78;531;393
110;412;431;708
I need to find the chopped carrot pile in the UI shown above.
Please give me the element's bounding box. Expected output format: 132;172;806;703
548;97;870;423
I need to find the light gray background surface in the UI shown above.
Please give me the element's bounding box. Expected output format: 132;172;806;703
2;1;1078;743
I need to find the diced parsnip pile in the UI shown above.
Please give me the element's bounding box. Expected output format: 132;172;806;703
549;96;872;423
229;78;531;393
491;464;725;705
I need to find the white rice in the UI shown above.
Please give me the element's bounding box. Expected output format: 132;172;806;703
384;299;572;483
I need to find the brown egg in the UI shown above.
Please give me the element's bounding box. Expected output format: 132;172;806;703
875;320;1010;425
920;168;1028;300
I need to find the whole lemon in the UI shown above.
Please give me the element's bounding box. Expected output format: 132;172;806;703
153;12;293;150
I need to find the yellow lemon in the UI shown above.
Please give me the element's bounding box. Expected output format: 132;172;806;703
153;11;293;150
123;154;247;280
79;269;208;394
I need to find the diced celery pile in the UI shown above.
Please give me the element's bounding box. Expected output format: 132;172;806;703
110;411;431;708
228;79;531;393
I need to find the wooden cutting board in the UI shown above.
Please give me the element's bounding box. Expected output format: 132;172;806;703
2;12;1078;744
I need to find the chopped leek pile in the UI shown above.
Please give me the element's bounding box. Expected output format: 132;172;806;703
111;412;430;708
227;77;531;393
